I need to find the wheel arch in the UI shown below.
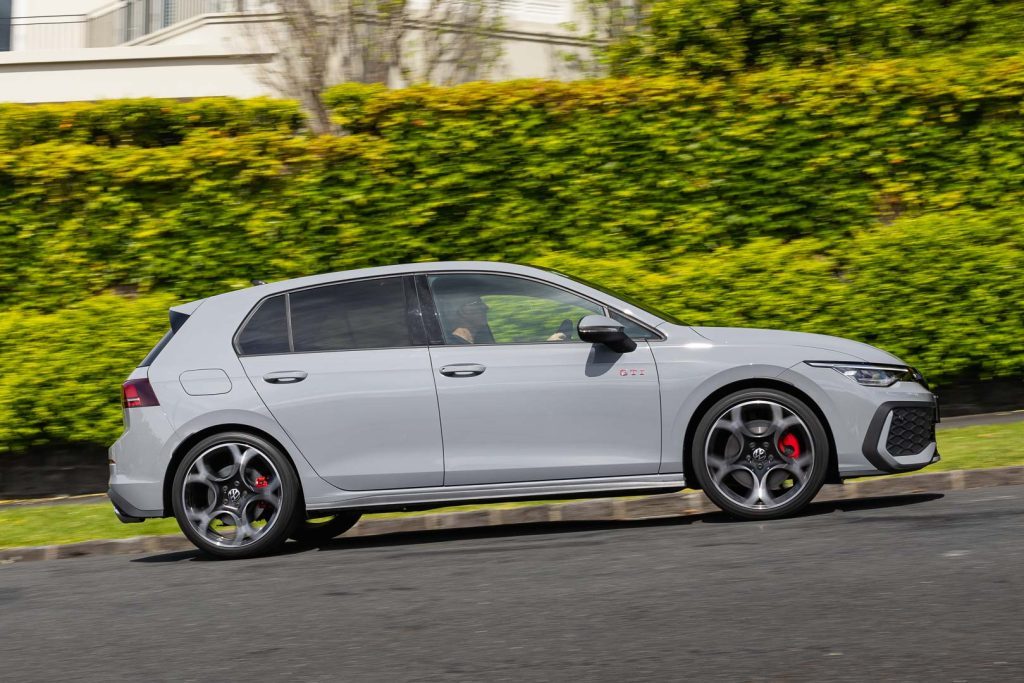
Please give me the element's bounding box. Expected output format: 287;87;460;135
681;378;840;489
162;423;305;517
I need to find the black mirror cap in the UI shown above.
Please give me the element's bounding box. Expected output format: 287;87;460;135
577;315;637;353
608;336;638;353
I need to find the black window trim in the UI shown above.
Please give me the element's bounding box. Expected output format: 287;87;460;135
233;273;427;357
404;276;430;347
284;292;295;353
416;269;666;348
414;274;446;346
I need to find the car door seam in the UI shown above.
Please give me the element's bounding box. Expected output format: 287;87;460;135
425;346;449;486
647;340;668;476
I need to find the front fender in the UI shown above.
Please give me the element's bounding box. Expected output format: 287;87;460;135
658;363;801;474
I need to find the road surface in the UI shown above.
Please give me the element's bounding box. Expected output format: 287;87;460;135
2;485;1023;681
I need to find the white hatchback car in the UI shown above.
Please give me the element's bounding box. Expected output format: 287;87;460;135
109;262;939;558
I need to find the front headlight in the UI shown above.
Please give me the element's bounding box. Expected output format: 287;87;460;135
805;362;921;388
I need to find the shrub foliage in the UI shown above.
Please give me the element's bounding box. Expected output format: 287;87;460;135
1;55;1023;450
605;0;1024;77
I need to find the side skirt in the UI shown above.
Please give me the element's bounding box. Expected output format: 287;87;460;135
305;474;688;514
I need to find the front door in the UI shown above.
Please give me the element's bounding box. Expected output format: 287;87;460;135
423;272;662;486
238;275;444;491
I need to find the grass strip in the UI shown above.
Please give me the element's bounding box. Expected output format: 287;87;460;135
1;420;1021;550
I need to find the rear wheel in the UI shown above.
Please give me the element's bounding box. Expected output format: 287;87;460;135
171;432;301;559
290;512;362;546
691;389;828;520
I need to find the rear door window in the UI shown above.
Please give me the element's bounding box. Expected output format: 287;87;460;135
289;277;414;352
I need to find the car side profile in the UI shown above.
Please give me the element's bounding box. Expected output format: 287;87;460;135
108;262;939;558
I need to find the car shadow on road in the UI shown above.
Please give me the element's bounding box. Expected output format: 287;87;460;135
131;515;706;564
131;492;944;563
699;491;945;523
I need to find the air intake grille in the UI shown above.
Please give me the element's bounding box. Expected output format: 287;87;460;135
886;407;935;456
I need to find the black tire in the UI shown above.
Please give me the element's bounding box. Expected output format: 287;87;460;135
290;512;362;546
691;388;829;520
171;431;302;559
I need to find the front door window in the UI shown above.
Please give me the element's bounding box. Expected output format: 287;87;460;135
427;273;604;345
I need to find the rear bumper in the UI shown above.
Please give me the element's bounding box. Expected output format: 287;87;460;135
107;486;161;523
108;406;174;521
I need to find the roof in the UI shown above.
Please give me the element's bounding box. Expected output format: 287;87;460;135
175;261;669;328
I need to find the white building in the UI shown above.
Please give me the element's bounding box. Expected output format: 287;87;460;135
0;0;591;103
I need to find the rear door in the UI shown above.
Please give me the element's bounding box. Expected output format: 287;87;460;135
238;275;444;491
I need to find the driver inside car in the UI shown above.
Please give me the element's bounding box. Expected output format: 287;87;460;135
447;296;571;344
449;297;496;344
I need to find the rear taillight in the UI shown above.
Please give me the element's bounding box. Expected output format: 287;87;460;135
122;378;159;409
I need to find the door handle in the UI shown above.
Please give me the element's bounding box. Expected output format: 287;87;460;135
263;371;308;384
440;364;486;378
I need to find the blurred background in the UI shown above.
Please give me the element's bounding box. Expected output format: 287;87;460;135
0;0;1021;504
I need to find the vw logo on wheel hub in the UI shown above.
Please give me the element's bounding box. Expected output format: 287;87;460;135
226;488;242;505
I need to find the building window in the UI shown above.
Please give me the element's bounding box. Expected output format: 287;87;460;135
0;0;12;52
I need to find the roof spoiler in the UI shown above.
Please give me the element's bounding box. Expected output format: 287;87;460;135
169;299;205;331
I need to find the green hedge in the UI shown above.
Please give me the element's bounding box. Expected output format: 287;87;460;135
1;209;1019;452
0;97;304;149
6;55;1024;314
0;294;177;450
2;55;1024;450
605;0;1024;77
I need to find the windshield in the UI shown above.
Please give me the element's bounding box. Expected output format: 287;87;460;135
542;267;687;326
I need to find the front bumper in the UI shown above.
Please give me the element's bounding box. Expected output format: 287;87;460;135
780;363;939;478
860;400;940;473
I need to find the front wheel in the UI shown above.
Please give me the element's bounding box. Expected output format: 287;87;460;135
691;389;829;520
171;432;301;559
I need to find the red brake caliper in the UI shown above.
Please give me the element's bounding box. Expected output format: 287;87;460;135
254;476;270;518
778;432;801;459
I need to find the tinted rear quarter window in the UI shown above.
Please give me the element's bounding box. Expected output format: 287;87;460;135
290;277;412;352
237;295;290;355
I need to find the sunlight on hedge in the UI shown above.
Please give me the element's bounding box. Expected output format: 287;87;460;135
1;52;1023;452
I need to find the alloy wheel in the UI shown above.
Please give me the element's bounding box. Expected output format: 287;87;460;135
180;442;285;548
703;400;815;511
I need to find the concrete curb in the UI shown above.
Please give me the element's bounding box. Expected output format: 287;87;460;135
2;465;1023;565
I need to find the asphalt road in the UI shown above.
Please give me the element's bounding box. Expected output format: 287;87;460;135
2;486;1023;682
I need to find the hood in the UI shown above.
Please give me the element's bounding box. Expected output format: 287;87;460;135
691;327;905;365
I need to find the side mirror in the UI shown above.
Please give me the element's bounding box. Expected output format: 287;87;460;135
577;315;637;353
